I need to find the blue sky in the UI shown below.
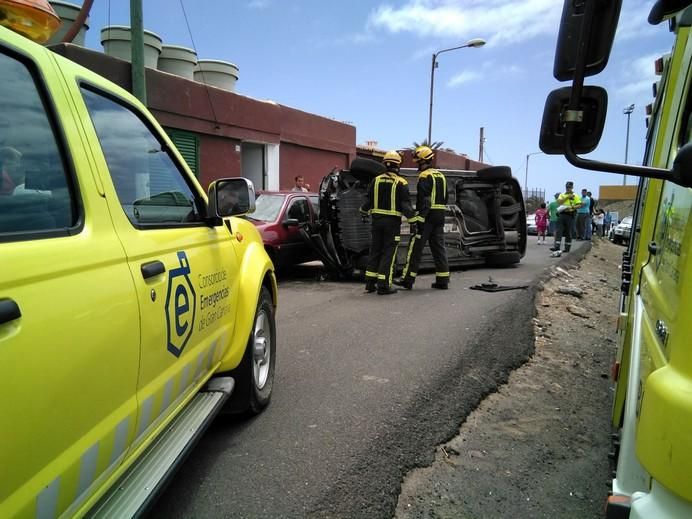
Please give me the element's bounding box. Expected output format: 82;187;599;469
82;0;673;201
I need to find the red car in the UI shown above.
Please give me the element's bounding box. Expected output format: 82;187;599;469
247;191;320;269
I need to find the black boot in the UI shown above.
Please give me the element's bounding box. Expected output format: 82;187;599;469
431;282;449;290
365;279;376;293
377;285;398;295
393;277;413;290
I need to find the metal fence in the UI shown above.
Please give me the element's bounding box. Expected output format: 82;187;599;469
523;188;546;213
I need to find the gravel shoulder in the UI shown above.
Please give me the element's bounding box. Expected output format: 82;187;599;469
395;238;623;519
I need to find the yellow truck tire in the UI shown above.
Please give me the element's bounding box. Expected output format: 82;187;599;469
226;286;276;414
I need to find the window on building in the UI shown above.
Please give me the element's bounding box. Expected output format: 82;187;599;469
166;128;199;178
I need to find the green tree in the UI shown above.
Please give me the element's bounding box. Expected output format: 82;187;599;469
412;139;444;150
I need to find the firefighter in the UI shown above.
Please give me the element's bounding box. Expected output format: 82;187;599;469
395;145;450;290
360;150;417;295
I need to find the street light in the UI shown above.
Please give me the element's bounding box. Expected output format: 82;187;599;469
623;103;635;185
427;38;485;145
525;151;544;200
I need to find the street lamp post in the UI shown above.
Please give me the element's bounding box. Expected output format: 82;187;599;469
623;103;635;185
427;38;485;145
525;151;544;201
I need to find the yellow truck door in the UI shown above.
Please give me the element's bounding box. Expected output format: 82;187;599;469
631;18;692;509
0;35;140;518
77;84;240;452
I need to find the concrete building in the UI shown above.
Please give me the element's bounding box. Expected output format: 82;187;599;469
598;185;638;204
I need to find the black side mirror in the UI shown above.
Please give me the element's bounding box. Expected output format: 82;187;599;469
284;218;300;227
671;142;692;188
208;177;256;219
539;86;608;155
553;0;622;81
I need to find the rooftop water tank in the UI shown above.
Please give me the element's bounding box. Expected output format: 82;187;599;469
47;1;89;46
158;44;198;80
101;25;162;69
194;59;239;92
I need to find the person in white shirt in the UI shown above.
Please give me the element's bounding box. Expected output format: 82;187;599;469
291;175;310;192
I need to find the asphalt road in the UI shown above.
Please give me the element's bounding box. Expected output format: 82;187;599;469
150;240;583;518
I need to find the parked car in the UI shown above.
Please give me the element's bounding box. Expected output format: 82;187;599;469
303;158;527;278
610;215;633;244
526;213;538;235
248;191;320;269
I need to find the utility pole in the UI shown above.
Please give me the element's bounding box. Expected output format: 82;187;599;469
478;127;484;163
623;104;635;185
130;0;146;104
427;39;485;145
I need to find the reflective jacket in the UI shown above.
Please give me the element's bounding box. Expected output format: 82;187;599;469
558;191;582;213
416;167;448;218
360;172;416;219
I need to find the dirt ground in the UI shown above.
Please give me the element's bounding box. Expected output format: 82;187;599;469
395;237;624;519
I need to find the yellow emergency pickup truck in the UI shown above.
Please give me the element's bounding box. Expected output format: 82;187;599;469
0;7;277;518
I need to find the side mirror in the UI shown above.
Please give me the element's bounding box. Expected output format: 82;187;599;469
671;142;692;188
553;0;622;81
539;86;608;155
284;218;300;227
208;177;256;219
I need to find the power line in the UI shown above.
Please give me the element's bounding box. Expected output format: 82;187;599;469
179;0;221;128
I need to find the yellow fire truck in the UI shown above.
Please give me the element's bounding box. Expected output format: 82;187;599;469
540;1;692;517
0;2;277;517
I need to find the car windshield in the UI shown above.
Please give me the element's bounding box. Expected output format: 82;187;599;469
247;194;286;222
621;216;633;226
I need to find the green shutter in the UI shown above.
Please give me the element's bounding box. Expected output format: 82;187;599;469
166;128;199;177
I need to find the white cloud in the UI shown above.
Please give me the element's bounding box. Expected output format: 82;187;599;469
248;0;270;9
615;0;660;42
367;0;561;47
334;32;377;46
612;52;663;100
447;70;482;87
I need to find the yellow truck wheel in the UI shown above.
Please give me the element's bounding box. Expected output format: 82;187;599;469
226;286;276;414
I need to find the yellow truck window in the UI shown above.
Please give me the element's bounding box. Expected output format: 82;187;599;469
81;87;204;227
0;51;76;237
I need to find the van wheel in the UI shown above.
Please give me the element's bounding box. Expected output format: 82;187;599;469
227;287;276;414
485;251;521;267
349;157;386;175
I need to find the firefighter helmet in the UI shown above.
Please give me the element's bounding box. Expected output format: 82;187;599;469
383;150;402;169
412;145;435;163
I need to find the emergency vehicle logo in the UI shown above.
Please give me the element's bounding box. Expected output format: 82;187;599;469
165;251;197;357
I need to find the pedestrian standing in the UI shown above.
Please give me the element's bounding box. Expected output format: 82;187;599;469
291;175;309;192
551;181;581;253
360;151;416;295
594;209;605;237
395;145;449;290
604;211;612;236
587;191;596;238
535;202;548;244
547;192;560;238
577;188;591;240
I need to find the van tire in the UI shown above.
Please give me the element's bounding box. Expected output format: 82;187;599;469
349;157;386;176
226;286;276;414
477;166;512;181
